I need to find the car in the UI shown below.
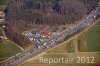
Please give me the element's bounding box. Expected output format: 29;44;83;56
38;46;41;49
43;43;47;45
93;15;96;18
44;45;49;48
33;39;36;41
51;40;54;42
88;23;90;26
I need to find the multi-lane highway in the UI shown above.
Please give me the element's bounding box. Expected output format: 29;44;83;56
1;4;100;66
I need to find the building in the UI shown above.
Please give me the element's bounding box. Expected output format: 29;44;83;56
0;11;5;18
41;31;53;37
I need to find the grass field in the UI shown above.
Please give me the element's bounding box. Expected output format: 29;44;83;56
77;19;100;52
0;0;8;6
0;41;22;61
0;26;22;62
86;21;100;52
46;39;76;53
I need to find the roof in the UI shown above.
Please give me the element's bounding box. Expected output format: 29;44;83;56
41;31;53;36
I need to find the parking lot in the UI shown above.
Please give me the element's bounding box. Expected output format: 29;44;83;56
22;26;67;48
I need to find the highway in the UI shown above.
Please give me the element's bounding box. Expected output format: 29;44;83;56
0;5;100;66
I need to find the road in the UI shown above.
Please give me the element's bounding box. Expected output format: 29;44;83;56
0;5;100;66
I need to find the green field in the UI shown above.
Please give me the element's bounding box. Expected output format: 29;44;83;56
0;26;22;62
46;39;76;53
86;21;100;52
0;0;8;6
76;20;100;52
0;41;22;61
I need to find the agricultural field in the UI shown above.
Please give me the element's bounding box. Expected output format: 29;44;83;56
74;19;100;52
0;0;8;6
86;20;100;52
0;41;22;62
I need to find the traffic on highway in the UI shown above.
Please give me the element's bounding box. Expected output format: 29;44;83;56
1;3;100;66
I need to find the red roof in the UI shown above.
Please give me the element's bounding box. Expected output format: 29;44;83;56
41;31;53;36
